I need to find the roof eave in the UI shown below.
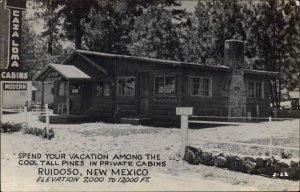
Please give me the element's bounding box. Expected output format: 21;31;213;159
244;69;280;77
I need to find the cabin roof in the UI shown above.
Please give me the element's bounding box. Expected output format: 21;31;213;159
35;64;91;81
244;69;279;77
61;50;231;71
59;50;279;77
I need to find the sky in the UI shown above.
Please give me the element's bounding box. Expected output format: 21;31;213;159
181;0;198;12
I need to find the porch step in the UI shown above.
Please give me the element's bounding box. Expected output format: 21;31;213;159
38;114;91;124
120;117;152;126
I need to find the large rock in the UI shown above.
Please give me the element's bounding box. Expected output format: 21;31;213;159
214;156;227;167
289;167;300;180
242;160;256;174
280;167;300;180
290;161;299;168
48;128;55;139
274;161;289;174
256;167;267;175
265;157;277;167
184;146;201;165
244;157;255;162
255;157;266;167
200;152;212;165
227;156;243;171
207;155;217;166
266;166;276;177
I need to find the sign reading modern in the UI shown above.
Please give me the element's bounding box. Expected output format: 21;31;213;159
3;83;27;91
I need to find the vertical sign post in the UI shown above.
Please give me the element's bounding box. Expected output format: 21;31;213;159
45;104;49;130
176;107;193;159
24;106;27;123
269;116;272;155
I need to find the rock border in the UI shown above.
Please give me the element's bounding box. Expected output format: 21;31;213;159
1;122;55;140
184;146;299;180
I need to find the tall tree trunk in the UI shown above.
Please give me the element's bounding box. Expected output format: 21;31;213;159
74;0;82;49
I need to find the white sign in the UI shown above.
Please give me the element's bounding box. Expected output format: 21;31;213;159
176;107;193;116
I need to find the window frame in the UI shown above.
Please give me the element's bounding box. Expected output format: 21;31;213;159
247;81;264;99
116;76;136;97
153;74;176;96
96;82;111;97
188;76;212;98
57;81;66;96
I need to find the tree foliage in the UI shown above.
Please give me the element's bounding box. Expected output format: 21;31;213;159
26;0;299;107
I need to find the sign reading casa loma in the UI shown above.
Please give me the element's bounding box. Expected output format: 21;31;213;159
0;0;28;80
8;8;22;69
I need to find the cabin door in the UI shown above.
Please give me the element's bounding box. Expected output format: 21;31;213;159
80;82;92;113
138;72;150;115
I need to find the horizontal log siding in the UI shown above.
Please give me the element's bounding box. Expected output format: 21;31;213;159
64;54;272;122
85;96;113;116
53;81;67;114
245;75;271;117
69;95;81;115
182;69;228;116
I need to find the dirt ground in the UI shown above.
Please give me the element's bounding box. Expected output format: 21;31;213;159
1;112;299;191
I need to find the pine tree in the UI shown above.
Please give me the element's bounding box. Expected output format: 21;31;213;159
245;0;300;108
33;0;100;50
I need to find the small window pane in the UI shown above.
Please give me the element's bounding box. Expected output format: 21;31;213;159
154;75;176;96
247;81;263;98
58;82;65;96
248;82;255;98
203;78;210;96
117;77;135;96
96;82;103;96
103;83;110;96
190;77;211;97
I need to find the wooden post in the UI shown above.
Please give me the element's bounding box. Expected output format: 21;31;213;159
24;107;27;123
45;104;49;130
41;81;45;109
177;68;183;107
66;81;70;116
176;107;193;159
269;116;272;155
181;115;188;159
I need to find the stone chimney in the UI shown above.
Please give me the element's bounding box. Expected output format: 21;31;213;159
224;40;246;118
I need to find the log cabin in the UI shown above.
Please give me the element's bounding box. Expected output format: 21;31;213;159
35;40;278;125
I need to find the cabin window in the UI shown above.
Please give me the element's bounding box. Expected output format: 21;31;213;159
71;84;80;95
96;82;104;96
189;76;211;97
96;82;110;96
32;91;36;101
154;75;176;96
247;81;264;98
103;83;110;96
117;77;135;96
57;82;66;96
